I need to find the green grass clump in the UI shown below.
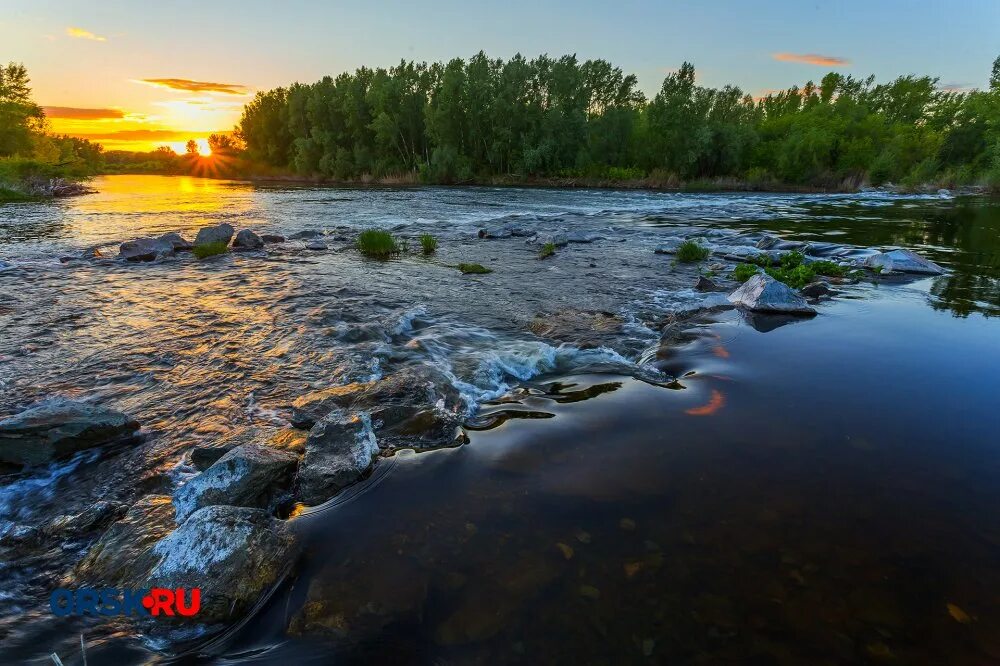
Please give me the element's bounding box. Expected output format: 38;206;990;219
192;241;229;259
356;229;400;259
732;263;760;282
538;242;556;259
0;186;35;203
419;234;438;255
458;262;492;274
765;264;815;289
808;259;848;277
675;239;710;263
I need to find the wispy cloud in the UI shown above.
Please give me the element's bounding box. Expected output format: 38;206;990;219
42;106;124;120
66;26;107;42
938;82;972;93
772;52;849;67
135;78;249;95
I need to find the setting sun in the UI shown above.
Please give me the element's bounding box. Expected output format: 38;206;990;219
168;138;211;156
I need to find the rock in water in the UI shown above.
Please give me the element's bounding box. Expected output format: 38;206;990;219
261;234;285;243
289;230;323;240
864;249;945;275
232;229;265;250
528;231;568;247
157;232;193;251
75;495;177;586
173;443;298;522
118;237;175;262
0;398;140;465
800;281;833;299
296;411;379;505
306;240;327;251
148;505;297;624
194;223;235;247
695;276;724;292
728;274;816;315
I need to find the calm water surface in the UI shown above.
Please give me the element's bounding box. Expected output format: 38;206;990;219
0;176;998;664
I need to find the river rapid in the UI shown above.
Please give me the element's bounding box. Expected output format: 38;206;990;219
1;176;999;664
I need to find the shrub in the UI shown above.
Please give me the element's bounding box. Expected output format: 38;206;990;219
732;263;759;282
765;264;815;289
675;240;710;263
419;234;438;254
356;229;400;259
808;259;847;277
192;241;229;259
538;242;556;259
458;263;492;274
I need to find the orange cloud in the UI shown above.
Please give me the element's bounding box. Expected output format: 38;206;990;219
43;106;124;120
66;27;107;42
136;78;249;95
773;53;849;67
68;129;202;141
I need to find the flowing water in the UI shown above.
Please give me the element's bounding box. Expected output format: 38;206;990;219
0;176;999;664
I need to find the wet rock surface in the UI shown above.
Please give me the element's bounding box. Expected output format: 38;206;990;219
232;229;264;250
297;411;379;505
173;443;298;521
158;232;194;252
0;398;140;466
728;274;817;315
864;248;946;275
528;309;625;349
119;237;175;262
194;222;235;247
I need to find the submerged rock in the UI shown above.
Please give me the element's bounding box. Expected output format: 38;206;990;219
157;232;193;251
174;443;298;522
45;500;128;537
194;223;235;247
756;234;808;251
261;234;286;243
0;398;140;465
728;274;816;315
232;229;264;250
863;249;945;275
695;276;725;292
148;505;297;624
289;230;323;240
528;309;624;349
291;366;464;449
75;495;177;587
306;240;327;251
527;231;568;247
119;237;175;262
296;411;379;505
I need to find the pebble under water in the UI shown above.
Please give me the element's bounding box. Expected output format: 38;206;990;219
1;176;999;664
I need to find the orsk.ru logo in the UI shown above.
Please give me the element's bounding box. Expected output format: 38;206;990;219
50;587;201;617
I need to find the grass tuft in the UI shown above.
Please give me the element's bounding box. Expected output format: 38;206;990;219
192;241;229;259
458;262;492;274
538;242;556;259
732;263;759;282
356;229;401;259
419;234;438;255
675;239;710;263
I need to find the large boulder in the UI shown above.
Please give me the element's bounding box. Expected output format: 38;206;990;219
194;223;235;247
296;411;379;505
147;505;297;624
0;398;140;466
75;495;177;587
118;237;175;262
728;274;816;315
232;229;264;250
157;232;193;251
173;443;298;522
864;249;945;275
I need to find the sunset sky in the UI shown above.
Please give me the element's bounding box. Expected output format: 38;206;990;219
3;0;998;152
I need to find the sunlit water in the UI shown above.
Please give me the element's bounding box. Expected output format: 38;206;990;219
1;176;999;664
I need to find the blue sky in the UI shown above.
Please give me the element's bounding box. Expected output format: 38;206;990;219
2;0;998;149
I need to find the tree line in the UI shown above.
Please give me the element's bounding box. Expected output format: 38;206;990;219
237;52;1000;188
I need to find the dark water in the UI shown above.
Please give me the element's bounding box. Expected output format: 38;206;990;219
0;177;999;664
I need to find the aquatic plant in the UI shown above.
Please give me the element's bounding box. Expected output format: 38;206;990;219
192;241;229;259
419;234;438;254
356;229;400;259
538;242;556;259
458;262;492;274
808;260;848;277
765;263;815;289
733;263;759;282
675;240;710;263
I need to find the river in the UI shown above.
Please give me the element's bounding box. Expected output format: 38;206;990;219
1;175;998;664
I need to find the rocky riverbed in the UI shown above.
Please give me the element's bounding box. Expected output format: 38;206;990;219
0;176;997;663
